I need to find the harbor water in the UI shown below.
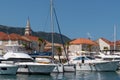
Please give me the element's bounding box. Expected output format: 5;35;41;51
0;71;120;80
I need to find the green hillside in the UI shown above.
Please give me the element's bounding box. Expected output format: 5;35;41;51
0;25;71;44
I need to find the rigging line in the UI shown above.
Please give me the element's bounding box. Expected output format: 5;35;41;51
53;7;69;63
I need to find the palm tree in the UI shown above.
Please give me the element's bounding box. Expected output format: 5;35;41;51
65;41;70;56
38;38;46;52
56;46;62;63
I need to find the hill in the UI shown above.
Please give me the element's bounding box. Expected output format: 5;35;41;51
0;25;71;44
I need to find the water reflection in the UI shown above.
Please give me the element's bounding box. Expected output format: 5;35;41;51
17;74;53;80
0;75;17;80
0;71;119;80
51;71;120;80
74;71;120;80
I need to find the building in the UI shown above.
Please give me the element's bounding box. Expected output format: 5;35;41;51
97;38;113;51
25;17;32;36
0;17;63;55
97;37;120;53
68;38;99;56
0;32;30;54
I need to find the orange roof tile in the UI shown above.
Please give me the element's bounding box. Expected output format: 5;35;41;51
0;32;7;36
0;32;9;40
9;33;30;41
24;35;39;41
0;32;30;41
70;38;98;45
115;40;120;45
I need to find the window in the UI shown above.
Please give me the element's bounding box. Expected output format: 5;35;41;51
104;47;108;50
1;68;7;70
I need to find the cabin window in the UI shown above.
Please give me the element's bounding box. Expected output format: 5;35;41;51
1;68;7;70
104;47;108;50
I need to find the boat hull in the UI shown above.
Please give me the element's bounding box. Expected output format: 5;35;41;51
63;64;76;72
28;63;56;74
17;65;29;74
0;64;18;75
53;64;64;73
76;61;119;71
16;62;56;74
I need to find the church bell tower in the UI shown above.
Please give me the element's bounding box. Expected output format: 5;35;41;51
25;17;32;36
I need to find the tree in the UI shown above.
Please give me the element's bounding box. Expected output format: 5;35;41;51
56;46;62;63
65;41;70;55
38;38;46;52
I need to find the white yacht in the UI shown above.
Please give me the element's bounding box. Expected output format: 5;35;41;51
95;52;120;69
30;53;64;73
30;52;76;72
0;60;18;75
3;44;56;74
95;52;120;61
67;55;119;71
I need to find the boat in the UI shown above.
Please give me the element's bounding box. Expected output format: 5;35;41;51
63;64;76;72
67;55;119;71
49;0;76;72
95;52;120;69
0;60;18;75
3;44;56;75
28;0;66;73
95;52;120;61
29;52;64;73
0;56;18;75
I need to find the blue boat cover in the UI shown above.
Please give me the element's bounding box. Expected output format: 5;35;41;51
29;52;52;57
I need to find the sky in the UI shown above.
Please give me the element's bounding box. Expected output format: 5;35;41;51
0;0;120;41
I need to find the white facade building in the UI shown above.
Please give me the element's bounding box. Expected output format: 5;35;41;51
68;38;99;56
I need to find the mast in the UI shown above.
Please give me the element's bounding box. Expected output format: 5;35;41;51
114;25;116;53
53;7;70;64
50;0;54;60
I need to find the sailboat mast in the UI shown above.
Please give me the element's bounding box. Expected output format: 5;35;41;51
114;25;116;52
50;0;54;60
